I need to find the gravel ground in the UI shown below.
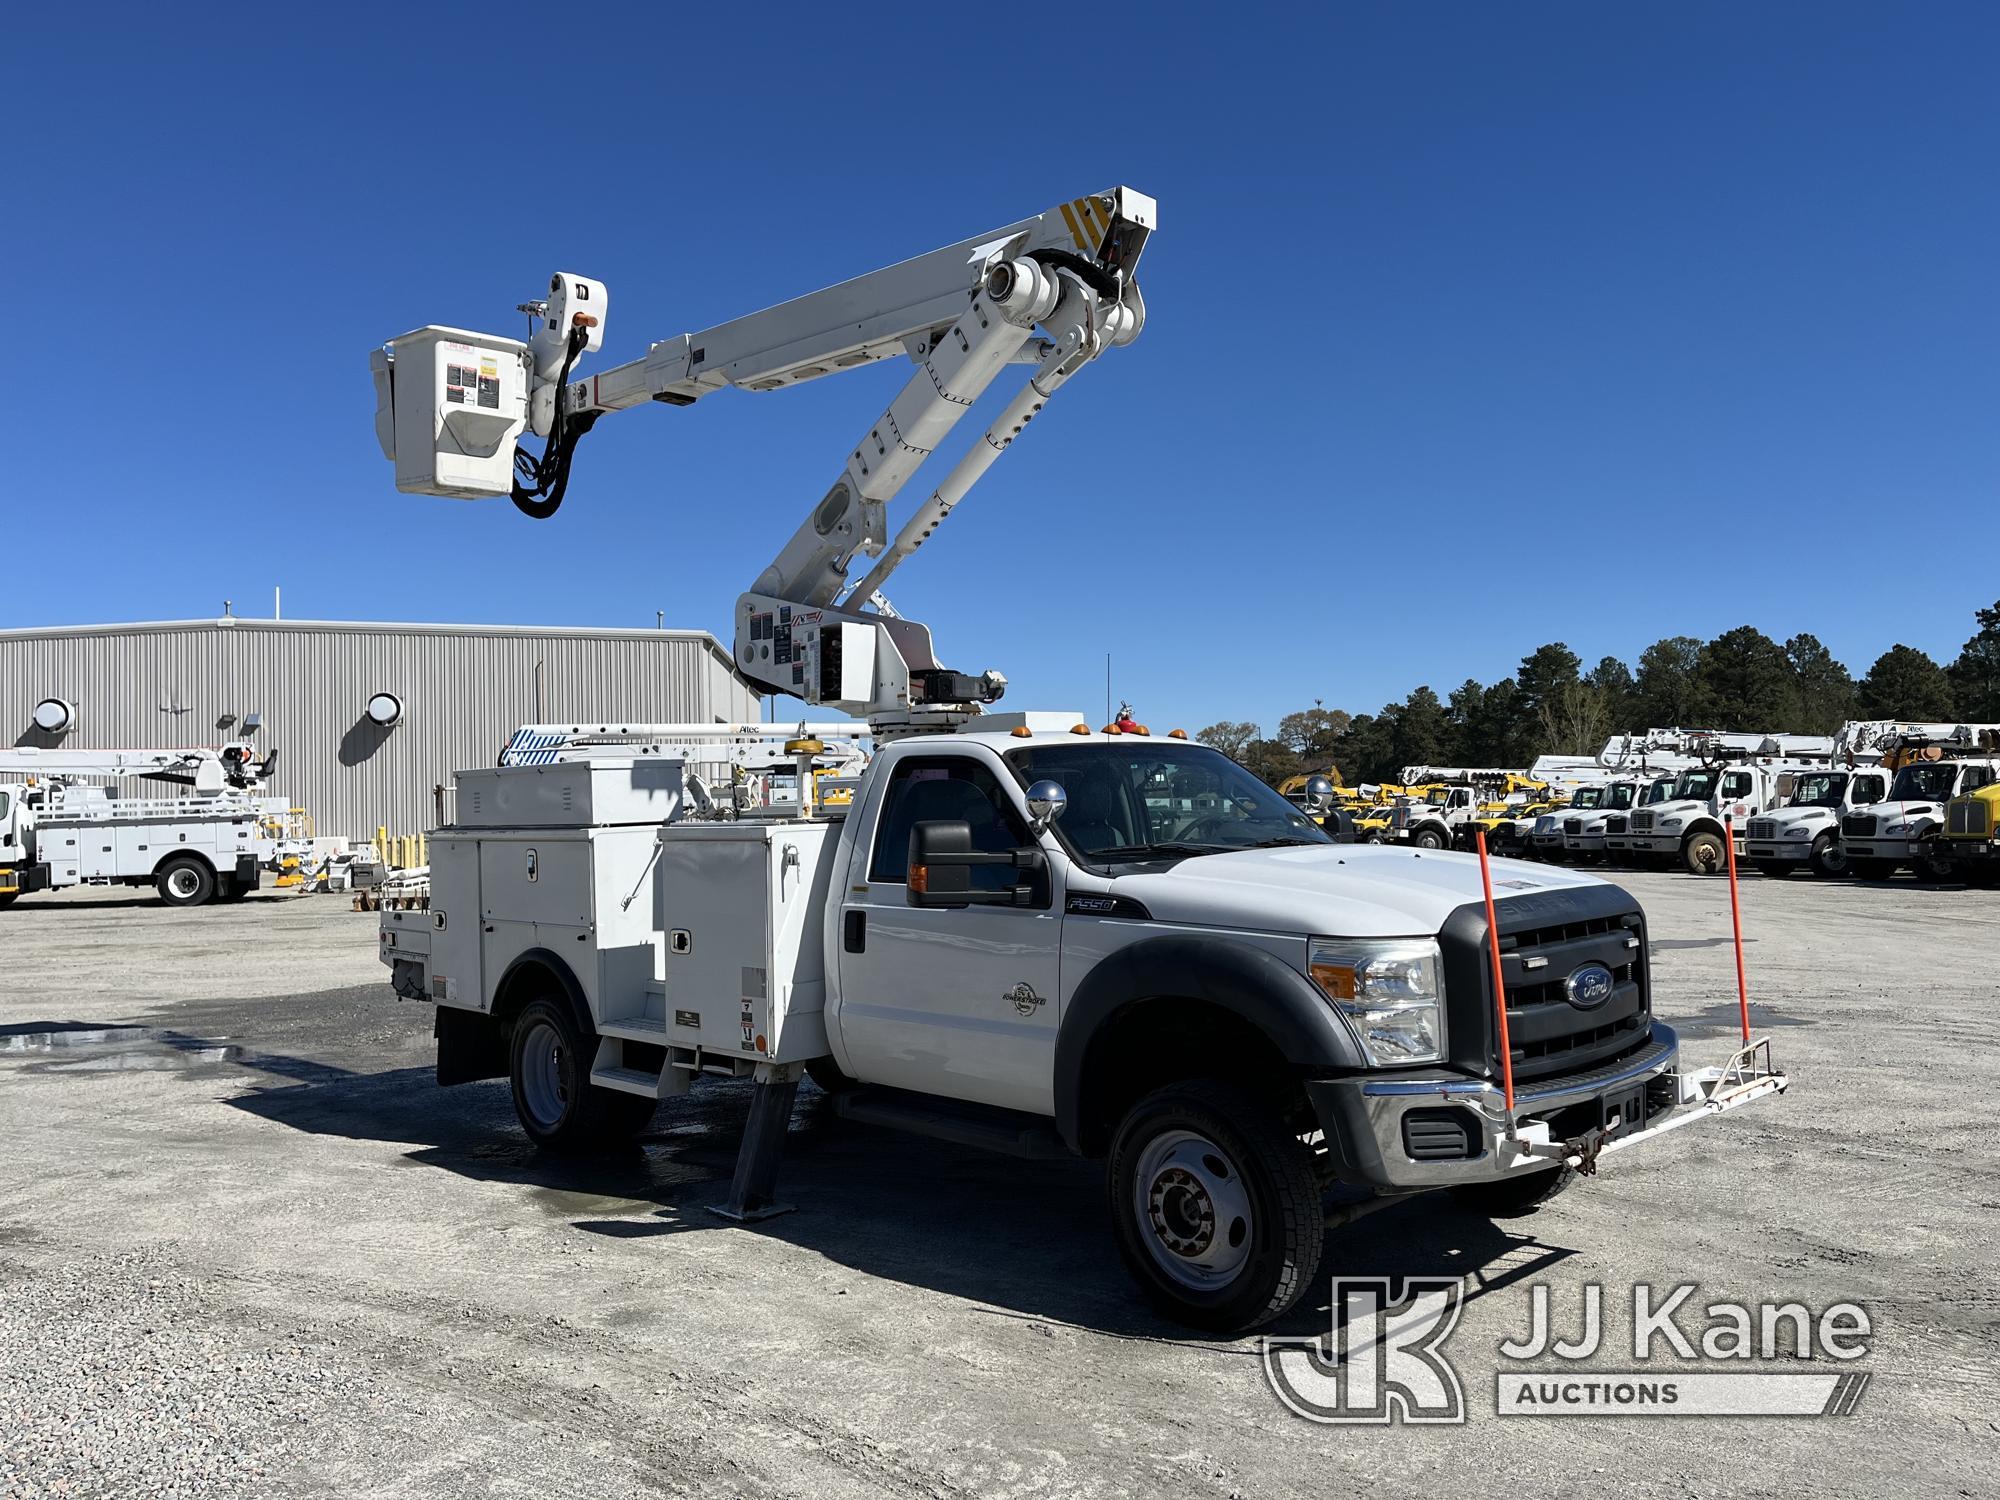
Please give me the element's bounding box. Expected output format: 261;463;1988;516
1;871;1996;1498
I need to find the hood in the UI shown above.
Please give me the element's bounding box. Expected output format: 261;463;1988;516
1864;800;1943;826
1106;843;1612;939
1636;798;1713;821
1757;803;1837;827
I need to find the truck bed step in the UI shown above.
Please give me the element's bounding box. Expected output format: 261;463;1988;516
590;1065;670;1098
596;1016;668;1042
831;1087;1069;1160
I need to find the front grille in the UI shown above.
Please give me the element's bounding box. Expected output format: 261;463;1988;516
1632;812;1654;832
1563;818;1582;834
1843;813;1877;838
1605;816;1627;834
1495;911;1649;1082
1948;801;1992;837
1746;818;1776;840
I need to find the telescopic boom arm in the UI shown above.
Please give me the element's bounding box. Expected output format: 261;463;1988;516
371;188;1155;732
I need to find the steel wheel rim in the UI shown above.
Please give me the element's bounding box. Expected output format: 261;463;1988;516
1691;839;1723;874
1819;840;1846;874
167;867;201;899
1131;1128;1253;1291
518;1020;570;1130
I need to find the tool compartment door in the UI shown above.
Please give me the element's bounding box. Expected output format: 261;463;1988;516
479;835;594;1012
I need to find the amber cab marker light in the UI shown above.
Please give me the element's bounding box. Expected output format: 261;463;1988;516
1102;724;1123;734
1070;723;1091;735
1309;959;1358;1000
1168;728;1188;739
1009;725;1033;738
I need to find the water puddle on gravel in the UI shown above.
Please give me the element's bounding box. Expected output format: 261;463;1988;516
0;1024;244;1072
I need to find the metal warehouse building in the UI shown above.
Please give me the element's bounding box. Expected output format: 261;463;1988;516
0;618;760;838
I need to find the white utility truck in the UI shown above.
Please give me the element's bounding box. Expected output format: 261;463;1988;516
1561;775;1676;862
0;738;280;907
370;186;1787;1331
1832;724;2000;881
1609;734;1835;875
1742;766;1890;878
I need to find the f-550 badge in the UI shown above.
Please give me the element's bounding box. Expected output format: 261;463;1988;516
1006;982;1046;1017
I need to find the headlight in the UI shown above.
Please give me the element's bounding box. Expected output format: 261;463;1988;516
1786;826;1811;839
1659;818;1683;832
1309;938;1443;1065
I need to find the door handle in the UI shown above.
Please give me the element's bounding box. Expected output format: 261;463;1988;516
843;909;866;954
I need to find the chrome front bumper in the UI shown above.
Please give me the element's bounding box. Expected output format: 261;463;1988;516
1844;837;1921;861
1306;1025;1681;1190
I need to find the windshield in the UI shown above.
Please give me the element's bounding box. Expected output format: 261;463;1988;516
1641;779;1675;806
1887;763;1960;803
1424;788;1450;806
1570;787;1605;810
1605;784;1637;810
1786;772;1847;808
1009;743;1331;860
1673;771;1718;801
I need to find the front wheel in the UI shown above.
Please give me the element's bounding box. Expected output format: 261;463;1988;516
155;857;216;907
1809;832;1847;879
1412;827;1446;850
1107;1080;1323;1333
1682;831;1727;875
1449;1164;1575;1218
1915;852;1959;883
509;998;657;1151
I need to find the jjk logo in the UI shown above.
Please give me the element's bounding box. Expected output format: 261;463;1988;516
1262;1277;1466;1424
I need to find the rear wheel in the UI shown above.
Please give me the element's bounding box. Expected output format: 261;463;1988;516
1682;831;1727;876
1449;1164;1575;1218
1107;1080;1323;1333
155;857;216;907
1809;832;1847;879
509;997;657;1150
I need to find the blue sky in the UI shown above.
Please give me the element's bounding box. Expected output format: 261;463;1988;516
11;4;1995;733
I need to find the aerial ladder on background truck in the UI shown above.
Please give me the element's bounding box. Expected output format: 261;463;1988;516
0;739;284;907
372;188;1154;739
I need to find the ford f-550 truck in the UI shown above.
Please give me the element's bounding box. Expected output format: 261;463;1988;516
380;720;1777;1331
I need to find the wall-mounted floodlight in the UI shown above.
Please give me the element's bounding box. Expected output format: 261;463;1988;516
32;698;75;733
365;692;404;728
243;711;263;733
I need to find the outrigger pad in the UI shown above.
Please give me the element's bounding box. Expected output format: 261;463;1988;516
711;1065;803;1223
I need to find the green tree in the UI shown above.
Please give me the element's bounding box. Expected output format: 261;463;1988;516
1336;712;1399;785
1692;626;1797;729
1514;643;1582;757
1196;720;1260;762
1587;656;1636;733
1857;644;1957;720
1391;686;1450;773
1275;703;1352;763
1240;738;1301;788
1786;633;1855;734
1948;600;2000;720
1631;636;1704;728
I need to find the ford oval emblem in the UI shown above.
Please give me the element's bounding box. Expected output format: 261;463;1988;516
1565;963;1615;1009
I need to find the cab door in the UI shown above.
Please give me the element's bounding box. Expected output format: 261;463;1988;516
833;751;1064;1116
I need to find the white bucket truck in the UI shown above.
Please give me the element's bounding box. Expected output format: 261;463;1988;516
0;733;281;907
1742;765;1890;878
1830;723;2000;881
369;185;1787;1332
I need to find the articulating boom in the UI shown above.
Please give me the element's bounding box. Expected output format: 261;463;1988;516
371;188;1156;733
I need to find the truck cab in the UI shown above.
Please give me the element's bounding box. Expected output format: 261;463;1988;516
1841;757;2000;881
1926;780;2000;882
1388;783;1483;849
1743;768;1888;879
1559;777;1655;861
1618;761;1809;875
1527;785;1608;858
383;724;1701;1332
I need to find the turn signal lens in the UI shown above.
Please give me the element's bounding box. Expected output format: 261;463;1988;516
909;865;929;895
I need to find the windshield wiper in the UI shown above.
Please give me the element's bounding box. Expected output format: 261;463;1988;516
1246;836;1327;848
1088;841;1232;860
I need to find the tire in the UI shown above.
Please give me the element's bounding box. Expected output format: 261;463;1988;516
804;1054;858;1095
1850;859;1898;882
1107;1079;1323;1333
1681;831;1726;876
1412;827;1446;851
155;857;216;907
1752;861;1792;879
1448;1164;1575;1218
1916;853;1959;884
508;997;657;1151
1808;833;1847;879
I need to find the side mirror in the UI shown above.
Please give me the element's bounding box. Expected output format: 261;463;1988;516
908;820;1047;908
1025;780;1068;833
1775;773;1795;798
